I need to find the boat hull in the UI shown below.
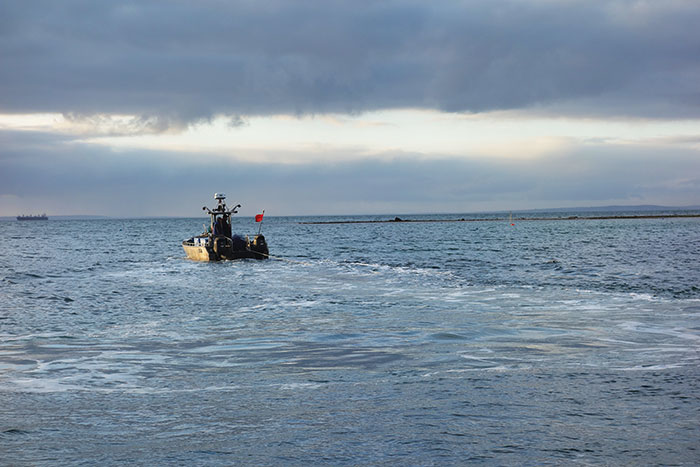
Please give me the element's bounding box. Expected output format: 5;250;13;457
182;235;269;262
182;242;214;261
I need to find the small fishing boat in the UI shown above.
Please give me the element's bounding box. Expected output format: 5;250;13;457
182;193;269;261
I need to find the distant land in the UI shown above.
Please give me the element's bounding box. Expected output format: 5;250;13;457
298;205;700;224
513;205;700;213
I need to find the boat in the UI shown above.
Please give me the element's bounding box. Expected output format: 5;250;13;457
182;193;269;261
17;214;48;221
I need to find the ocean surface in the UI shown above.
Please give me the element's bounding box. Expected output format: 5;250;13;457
1;212;699;465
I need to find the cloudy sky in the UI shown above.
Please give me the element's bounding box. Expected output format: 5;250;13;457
1;0;699;217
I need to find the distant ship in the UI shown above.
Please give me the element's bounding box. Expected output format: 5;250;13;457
17;214;48;221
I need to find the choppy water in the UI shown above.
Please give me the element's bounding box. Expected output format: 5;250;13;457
1;213;699;465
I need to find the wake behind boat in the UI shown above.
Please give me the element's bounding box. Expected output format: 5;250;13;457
182;193;269;261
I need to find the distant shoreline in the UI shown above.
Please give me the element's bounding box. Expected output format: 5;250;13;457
300;213;700;225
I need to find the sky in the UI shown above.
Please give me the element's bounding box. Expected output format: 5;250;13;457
1;0;699;217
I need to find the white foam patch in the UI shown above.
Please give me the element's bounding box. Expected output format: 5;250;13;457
618;322;700;342
278;382;323;390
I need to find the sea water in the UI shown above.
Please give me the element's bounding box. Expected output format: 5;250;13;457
1;213;699;465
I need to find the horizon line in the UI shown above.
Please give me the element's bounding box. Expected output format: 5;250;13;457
2;204;700;220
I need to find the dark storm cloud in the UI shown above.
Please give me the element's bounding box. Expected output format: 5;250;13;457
1;0;699;125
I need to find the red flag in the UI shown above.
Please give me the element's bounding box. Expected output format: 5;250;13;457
255;213;264;222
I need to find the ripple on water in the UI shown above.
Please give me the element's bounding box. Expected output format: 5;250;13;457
1;216;699;464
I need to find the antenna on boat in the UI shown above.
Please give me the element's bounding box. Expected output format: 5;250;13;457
257;210;265;235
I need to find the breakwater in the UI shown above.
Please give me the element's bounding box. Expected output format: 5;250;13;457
300;213;700;224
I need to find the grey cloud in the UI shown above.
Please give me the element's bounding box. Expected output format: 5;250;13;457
1;0;699;126
2;130;698;216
